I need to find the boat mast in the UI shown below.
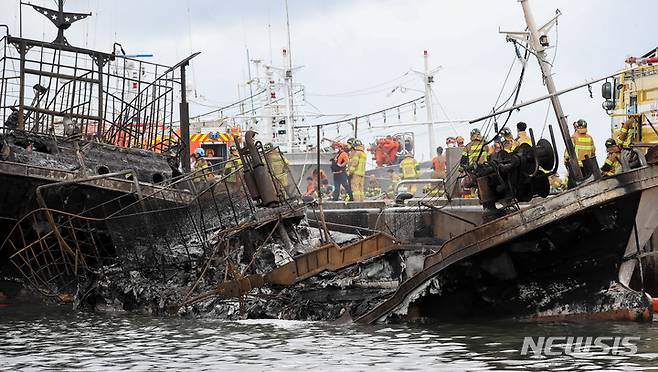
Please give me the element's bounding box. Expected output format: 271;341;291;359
423;50;436;158
503;0;582;181
263;64;275;142
284;0;294;151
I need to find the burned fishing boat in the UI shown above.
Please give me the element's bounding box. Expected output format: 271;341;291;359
0;1;199;292
0;1;407;317
355;0;658;323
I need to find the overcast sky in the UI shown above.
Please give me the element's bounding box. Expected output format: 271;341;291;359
2;0;657;166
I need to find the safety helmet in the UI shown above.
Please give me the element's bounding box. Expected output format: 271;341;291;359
194;147;205;157
470;128;481;140
230;144;238;153
501;127;513;137
576;119;588;128
354;139;363;147
605;138;617;148
263;142;273;151
456;136;465;145
347;138;356;146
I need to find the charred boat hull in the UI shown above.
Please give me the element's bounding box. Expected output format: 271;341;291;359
357;163;658;323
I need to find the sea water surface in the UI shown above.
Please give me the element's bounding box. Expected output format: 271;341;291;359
1;302;658;371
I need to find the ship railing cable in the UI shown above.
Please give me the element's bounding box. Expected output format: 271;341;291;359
294;96;425;130
187;89;266;121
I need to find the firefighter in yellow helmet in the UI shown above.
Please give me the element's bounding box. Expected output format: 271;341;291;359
399;151;418;195
601;138;622;177
460;128;488;198
264;142;293;197
500;127;518;153
460;128;489;169
348;139;367;201
564;119;596;180
224;144;242;191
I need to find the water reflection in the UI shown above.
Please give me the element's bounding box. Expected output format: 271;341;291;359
1;304;657;371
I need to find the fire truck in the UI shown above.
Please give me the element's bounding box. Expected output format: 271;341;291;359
602;47;658;148
185;127;241;162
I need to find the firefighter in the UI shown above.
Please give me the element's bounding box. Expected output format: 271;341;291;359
549;173;564;193
516;121;532;146
431;146;446;179
616;116;639;169
501;127;517;153
346;138;356;152
565;119;596;180
399;151;418;194
365;174;382;199
382;135;399;166
331;143;353;201
601;138;622;177
191;148;210;183
617;116;637;149
320;178;335;199
460;128;488;198
304;176;315;196
224;145;242;190
460;128;489;169
372;138;386;167
386;168;401;197
264;143;293;197
348;139;367;201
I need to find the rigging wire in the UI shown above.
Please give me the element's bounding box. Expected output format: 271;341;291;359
189;89;266;120
306;72;413;97
475;43;529;164
296;96;425;129
430;86;460;136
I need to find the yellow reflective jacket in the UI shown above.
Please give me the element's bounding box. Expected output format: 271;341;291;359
224;155;242;183
617;118;636;148
400;157;418;179
348;148;367;177
601;152;621;176
565;132;595;166
516;131;532;146
463;140;489;165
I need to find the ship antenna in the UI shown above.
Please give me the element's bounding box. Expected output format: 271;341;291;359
501;1;582;181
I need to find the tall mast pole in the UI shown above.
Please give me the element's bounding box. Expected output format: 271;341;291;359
516;0;582;180
263;65;274;142
284;0;294;151
423;50;436;158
